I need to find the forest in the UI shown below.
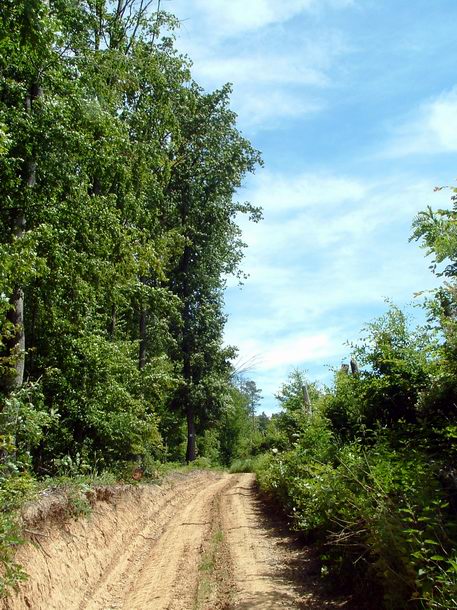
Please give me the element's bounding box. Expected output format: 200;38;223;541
0;0;263;473
1;1;457;609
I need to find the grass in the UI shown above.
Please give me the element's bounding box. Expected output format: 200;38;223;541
193;529;226;610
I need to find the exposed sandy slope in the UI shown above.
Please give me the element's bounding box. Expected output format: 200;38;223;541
3;471;356;610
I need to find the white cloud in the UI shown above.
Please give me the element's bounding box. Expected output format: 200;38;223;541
171;1;353;129
385;86;457;157
225;170;445;411
249;172;368;213
181;0;355;38
230;332;338;370
196;54;328;87
234;89;323;128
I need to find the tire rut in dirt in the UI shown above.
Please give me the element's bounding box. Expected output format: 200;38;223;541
221;473;304;610
83;474;233;610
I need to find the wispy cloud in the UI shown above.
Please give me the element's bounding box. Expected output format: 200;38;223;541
168;1;457;413
195;54;329;87
228;331;338;370
384;86;457;157
233;89;323;129
225;170;444;410
250;172;368;213
171;0;354;129
177;0;355;38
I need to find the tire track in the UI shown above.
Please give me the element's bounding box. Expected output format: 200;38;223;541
220;473;302;610
82;474;233;610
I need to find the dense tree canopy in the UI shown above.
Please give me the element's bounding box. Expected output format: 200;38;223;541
0;0;262;471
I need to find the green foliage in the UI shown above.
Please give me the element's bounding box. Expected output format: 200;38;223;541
252;301;457;609
323;305;437;439
217;377;263;465
256;424;457;608
230;453;271;474
412;203;457;277
0;0;261;473
0;382;54;468
35;335;168;471
0;470;35;597
199;429;221;466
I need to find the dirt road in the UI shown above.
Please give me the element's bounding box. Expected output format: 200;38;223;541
5;472;354;610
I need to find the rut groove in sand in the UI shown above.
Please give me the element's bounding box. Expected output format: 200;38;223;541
5;471;358;610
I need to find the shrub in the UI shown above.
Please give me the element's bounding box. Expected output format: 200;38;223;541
0;468;35;597
255;428;457;609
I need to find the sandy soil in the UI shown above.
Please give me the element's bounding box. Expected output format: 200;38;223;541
3;471;359;610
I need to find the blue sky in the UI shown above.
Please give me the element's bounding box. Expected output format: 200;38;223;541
169;0;457;414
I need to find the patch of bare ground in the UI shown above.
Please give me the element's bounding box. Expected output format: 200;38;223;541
193;486;235;610
3;471;377;610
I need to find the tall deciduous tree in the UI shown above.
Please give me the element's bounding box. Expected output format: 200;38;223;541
167;84;262;461
0;0;262;470
0;0;52;392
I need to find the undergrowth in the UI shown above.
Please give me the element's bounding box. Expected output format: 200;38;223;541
255;438;457;609
246;306;457;610
0;471;34;598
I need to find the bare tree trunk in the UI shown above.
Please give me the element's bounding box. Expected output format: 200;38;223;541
350;357;360;376
139;306;147;370
302;383;312;416
185;400;196;463
183;324;197;462
27;282;38;379
94;0;103;50
4;94;41;392
183;343;196;462
2;0;48;392
1;2;48;468
4;288;25;392
179;243;197;463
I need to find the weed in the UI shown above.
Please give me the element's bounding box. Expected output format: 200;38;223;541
194;530;225;610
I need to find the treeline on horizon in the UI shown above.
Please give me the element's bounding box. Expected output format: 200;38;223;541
0;0;263;479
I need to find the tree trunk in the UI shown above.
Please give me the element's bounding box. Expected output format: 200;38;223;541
139;306;147;370
302;383;312;416
3;88;41;392
185;401;196;463
26;283;38;379
5;288;25;391
179;240;197;462
350;357;360;376
2;0;48;391
183;329;197;462
94;1;103;50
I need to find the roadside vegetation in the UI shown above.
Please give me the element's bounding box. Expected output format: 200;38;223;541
0;0;262;596
232;199;457;609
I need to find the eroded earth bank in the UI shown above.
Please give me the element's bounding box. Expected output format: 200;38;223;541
3;472;355;610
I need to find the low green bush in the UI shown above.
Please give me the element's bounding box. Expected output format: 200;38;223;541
255;434;457;609
0;469;35;597
229;453;271;474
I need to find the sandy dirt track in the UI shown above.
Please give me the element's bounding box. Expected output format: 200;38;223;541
4;471;355;610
